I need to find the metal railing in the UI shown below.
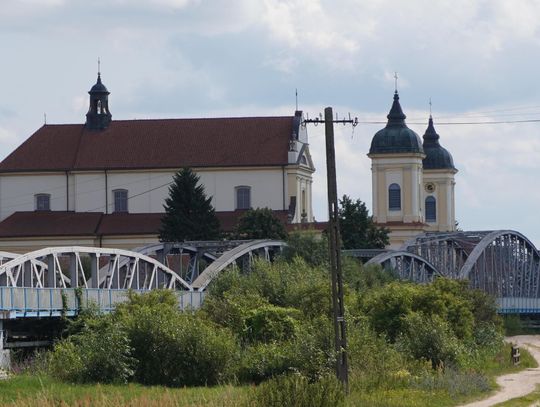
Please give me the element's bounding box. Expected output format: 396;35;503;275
0;287;205;319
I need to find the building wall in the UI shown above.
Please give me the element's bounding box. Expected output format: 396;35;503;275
422;170;457;232
0;166;313;221
370;154;425;224
0;173;68;220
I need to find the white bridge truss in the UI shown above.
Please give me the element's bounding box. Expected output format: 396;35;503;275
0;240;287;293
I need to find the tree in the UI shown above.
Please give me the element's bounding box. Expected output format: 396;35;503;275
159;168;221;241
235;208;288;240
338;195;389;249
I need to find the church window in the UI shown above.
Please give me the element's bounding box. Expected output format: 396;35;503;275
426;196;436;222
236;186;251;210
35;194;51;211
113;189;128;213
388;183;401;211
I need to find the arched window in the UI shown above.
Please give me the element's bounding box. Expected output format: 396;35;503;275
235;186;251;210
35;194;51;211
425;196;436;222
388;183;401;211
113;189;128;213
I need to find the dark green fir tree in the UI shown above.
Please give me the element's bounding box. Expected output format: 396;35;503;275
159;168;221;242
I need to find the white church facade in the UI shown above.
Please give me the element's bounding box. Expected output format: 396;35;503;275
0;73;315;252
368;91;457;248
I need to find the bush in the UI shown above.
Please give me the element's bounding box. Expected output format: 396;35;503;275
284;231;329;267
251;374;345;407
49;316;135;384
121;306;238;387
244;305;301;343
238;321;334;383
396;313;461;369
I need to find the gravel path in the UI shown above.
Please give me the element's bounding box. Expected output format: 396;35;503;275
459;335;540;407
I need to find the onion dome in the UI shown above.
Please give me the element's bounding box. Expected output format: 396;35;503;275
422;116;456;170
89;73;109;94
369;92;424;155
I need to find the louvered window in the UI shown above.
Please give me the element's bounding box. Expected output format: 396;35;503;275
388;183;401;211
426;196;436;222
236;186;251;210
35;194;51;211
113;189;128;213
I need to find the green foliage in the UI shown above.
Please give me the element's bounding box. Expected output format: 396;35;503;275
396;313;461;369
342;260;397;294
338;195;389;249
251;374;345;407
49;316;136;384
284;231;329;267
235;207;288;240
244;305;301;343
503;314;524;336
117;294;237;387
159;167;221;242
238;326;334;383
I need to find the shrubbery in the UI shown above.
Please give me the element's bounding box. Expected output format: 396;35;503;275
45;250;506;401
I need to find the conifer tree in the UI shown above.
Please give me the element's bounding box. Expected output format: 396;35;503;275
159;168;221;242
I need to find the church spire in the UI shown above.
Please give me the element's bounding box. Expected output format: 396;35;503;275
85;67;112;131
386;91;407;126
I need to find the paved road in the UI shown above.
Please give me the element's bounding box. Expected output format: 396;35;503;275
460;335;540;407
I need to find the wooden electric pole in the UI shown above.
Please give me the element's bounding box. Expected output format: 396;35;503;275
303;107;357;390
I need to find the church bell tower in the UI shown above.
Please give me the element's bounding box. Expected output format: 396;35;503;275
85;70;112;131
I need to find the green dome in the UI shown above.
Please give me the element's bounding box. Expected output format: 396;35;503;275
369;92;424;155
422;117;456;170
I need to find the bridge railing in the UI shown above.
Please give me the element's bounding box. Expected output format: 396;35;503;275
497;297;540;314
0;287;205;319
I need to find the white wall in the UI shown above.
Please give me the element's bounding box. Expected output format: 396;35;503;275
0;173;67;220
0;167;287;220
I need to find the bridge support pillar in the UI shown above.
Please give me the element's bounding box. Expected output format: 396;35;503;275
0;321;11;370
47;255;55;288
90;254;99;288
69;254;78;288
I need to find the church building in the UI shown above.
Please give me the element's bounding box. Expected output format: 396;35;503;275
368;91;457;248
0;73;315;252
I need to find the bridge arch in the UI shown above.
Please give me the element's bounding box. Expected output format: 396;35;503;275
191;240;287;291
365;250;440;283
458;230;540;297
0;246;192;290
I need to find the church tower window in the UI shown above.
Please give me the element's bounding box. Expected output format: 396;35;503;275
388;183;401;211
425;196;436;222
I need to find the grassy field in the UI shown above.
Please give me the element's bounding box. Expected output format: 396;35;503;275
0;346;535;407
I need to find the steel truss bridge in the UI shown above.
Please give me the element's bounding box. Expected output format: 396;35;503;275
0;240;286;320
361;230;540;314
1;230;540;321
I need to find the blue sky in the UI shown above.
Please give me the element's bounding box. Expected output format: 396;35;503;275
2;0;540;245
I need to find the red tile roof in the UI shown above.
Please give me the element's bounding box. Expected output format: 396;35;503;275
0;210;293;238
0;116;294;172
0;211;103;237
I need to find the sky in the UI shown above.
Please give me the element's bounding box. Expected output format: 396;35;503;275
1;0;540;245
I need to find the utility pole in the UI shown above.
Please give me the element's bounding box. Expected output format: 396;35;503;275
303;107;357;390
